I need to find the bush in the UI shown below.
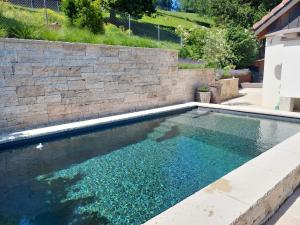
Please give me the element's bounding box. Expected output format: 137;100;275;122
202;28;233;68
198;85;209;92
226;26;258;69
62;0;104;33
0;26;7;37
176;25;207;60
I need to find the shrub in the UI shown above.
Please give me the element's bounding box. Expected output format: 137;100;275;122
202;28;233;68
198;85;209;92
176;25;208;60
0;26;7;37
62;0;104;33
226;26;258;69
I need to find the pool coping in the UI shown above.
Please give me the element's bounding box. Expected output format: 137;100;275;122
1;102;300;225
0;103;198;149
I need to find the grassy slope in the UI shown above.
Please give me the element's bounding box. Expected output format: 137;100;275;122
0;3;211;49
139;9;213;29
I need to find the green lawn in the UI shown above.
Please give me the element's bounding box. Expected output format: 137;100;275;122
155;9;214;28
138;9;213;29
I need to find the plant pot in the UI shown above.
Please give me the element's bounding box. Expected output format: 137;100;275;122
196;91;211;103
209;83;222;104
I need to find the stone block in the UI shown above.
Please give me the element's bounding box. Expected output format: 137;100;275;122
18;97;37;105
86;80;104;89
14;63;33;76
0;66;13;75
68;80;86;90
37;94;61;104
16;85;45;97
47;104;72;116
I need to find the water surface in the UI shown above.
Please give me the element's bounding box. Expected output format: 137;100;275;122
1;110;300;225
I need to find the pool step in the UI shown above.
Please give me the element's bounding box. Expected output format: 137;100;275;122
147;121;175;140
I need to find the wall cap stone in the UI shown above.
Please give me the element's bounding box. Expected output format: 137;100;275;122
0;38;179;53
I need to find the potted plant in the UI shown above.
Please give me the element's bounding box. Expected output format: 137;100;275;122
196;85;211;103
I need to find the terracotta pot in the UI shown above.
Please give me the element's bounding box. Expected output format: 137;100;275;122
196;92;211;103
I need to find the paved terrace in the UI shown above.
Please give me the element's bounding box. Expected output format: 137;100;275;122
222;88;264;110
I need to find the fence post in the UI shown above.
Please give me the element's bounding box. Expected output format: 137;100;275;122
158;25;160;41
180;35;183;47
30;0;33;8
57;0;60;12
128;14;131;36
43;0;49;25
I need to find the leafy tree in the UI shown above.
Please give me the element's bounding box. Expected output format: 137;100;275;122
156;0;173;10
202;28;233;68
103;0;156;19
176;25;207;59
209;0;281;28
226;26;258;68
62;0;104;33
179;0;212;14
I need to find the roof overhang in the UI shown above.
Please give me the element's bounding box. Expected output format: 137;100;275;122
266;27;300;40
253;0;299;39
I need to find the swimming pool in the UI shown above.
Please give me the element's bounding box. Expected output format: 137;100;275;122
1;109;300;225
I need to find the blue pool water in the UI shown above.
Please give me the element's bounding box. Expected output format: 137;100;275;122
1;110;300;225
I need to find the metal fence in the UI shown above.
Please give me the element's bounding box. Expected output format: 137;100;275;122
104;12;182;44
9;0;60;11
1;0;182;45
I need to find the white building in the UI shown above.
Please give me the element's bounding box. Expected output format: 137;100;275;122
254;0;300;112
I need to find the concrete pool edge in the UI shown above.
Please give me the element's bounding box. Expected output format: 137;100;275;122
0;103;198;148
1;102;300;225
2;102;300;148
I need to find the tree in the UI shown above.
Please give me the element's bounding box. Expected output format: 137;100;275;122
226;26;258;68
103;0;156;19
179;0;211;14
156;0;173;10
209;0;282;28
62;0;104;33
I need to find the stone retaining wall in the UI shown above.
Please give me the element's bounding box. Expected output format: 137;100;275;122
217;78;239;101
0;38;214;133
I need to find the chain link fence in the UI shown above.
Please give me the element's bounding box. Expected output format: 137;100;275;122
104;11;182;44
8;0;60;11
1;0;182;45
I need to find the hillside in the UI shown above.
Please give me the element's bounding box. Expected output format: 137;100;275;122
0;2;211;50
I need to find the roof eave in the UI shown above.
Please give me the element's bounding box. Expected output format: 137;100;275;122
253;0;299;39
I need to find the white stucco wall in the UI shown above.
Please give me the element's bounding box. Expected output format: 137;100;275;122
280;39;300;98
262;36;284;109
262;34;300;111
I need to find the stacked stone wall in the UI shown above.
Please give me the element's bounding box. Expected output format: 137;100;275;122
0;38;215;133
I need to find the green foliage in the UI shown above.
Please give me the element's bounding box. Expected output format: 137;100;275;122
178;63;204;69
7;24;35;38
103;0;156;19
198;85;210;92
0;26;7;37
221;65;234;79
226;26;258;69
156;0;172;10
178;24;258;69
202;28;233;68
0;2;179;49
176;25;207;60
178;26;233;68
209;0;282;28
62;0;104;33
